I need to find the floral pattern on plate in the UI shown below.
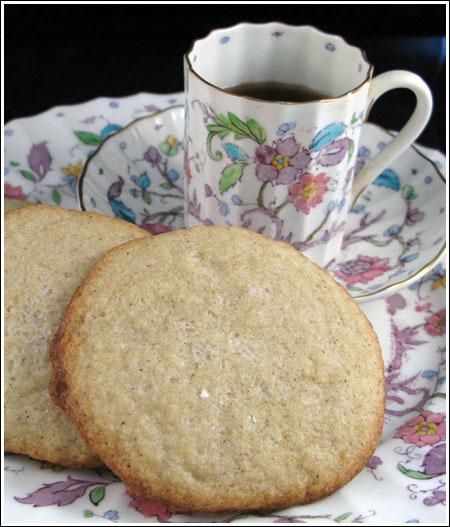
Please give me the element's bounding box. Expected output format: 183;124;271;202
79;109;185;231
3;92;446;523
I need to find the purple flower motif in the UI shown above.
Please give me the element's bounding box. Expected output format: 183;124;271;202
422;444;446;476
204;184;213;197
255;137;310;185
354;156;367;175
15;476;105;507
107;176;125;199
316;138;351;167
423;489;446;506
27;141;52;180
405;207;425;226
144;146;161;164
366;455;383;470
325;42;336;51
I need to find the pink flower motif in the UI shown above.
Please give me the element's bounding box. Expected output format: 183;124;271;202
184;148;193;182
5;182;27;201
335;255;390;285
141;223;172;235
424;309;446;336
395;411;446;447
287;172;329;214
255;137;310;185
127;492;187;521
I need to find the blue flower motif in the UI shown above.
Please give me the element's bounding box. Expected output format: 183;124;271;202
357;146;371;158
62;175;78;195
438;376;446;385
90;197;97;208
411;168;417;174
401;252;419;263
439;207;444;214
337;198;346;211
55;112;65;117
383;224;401;237
378;141;387;149
100;124;122;139
276;122;296;136
168;97;178;104
351;204;365;214
4;167;10;175
218;201;230;216
119;142;127;150
220;36;230;44
109;101;119;108
327;200;336;212
231;195;242;205
408;281;421;291
421;370;438;379
5;129;14;137
129;189;139;198
103;510;119;521
131;175;138;185
424;175;433;184
433;263;445;277
138;172;151;189
271;31;284;37
325;42;336;51
406;520;420;523
168;169;180;182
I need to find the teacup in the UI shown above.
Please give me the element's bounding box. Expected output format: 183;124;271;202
184;23;432;266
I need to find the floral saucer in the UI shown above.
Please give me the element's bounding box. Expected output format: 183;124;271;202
77;106;446;301
3;93;446;523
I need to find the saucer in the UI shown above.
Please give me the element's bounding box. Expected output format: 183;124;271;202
4;93;446;523
77;106;446;301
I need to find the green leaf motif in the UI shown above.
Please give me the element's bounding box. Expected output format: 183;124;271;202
20;170;37;182
348;140;355;162
159;142;178;157
247;118;267;144
160;182;173;190
401;184;417;201
206;124;231;140
84;510;94;518
397;463;435;479
89;486;105;506
10;161;20;167
228;112;249;135
74;131;103;146
335;512;352;523
351;112;359;124
219;163;245;194
40;461;65;472
142;191;152;204
52;189;62;205
430;392;446;399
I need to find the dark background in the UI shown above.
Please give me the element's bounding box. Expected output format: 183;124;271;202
5;4;446;151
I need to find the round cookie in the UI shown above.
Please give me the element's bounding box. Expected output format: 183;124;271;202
5;205;148;467
51;226;384;509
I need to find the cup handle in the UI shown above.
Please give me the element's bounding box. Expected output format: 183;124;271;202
352;70;433;201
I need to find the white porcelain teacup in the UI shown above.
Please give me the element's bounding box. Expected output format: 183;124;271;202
184;22;432;266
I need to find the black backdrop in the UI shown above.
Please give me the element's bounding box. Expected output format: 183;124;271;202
5;4;446;151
